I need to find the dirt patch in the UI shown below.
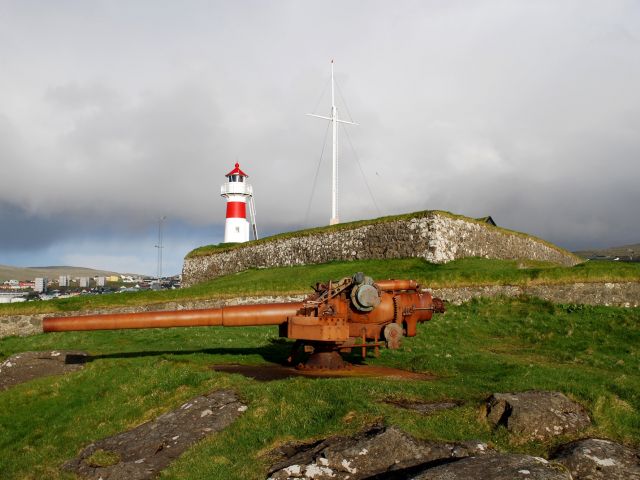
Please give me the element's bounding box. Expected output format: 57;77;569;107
0;350;87;391
64;389;245;480
211;363;435;381
384;398;462;415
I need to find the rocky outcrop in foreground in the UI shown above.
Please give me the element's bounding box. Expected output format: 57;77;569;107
486;391;591;442
267;425;640;480
268;391;638;479
411;453;570;480
268;425;490;480
551;438;640;479
65;390;246;480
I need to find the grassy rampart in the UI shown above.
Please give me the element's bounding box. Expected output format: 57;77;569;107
186;210;581;261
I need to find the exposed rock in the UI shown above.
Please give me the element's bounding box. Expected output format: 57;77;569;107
551;438;640;479
409;453;570;480
267;425;490;480
65;390;245;480
486;391;591;442
0;350;87;390
183;212;579;287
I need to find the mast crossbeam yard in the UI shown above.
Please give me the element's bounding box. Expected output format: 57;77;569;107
307;60;357;226
305;113;358;125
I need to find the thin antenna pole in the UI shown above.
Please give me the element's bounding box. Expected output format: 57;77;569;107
155;216;166;282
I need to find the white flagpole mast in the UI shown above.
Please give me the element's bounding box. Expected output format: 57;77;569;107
306;60;358;226
330;60;338;225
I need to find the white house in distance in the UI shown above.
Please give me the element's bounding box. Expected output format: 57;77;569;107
220;162;258;243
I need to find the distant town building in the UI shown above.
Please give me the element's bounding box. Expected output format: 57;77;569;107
2;279;20;290
0;292;28;304
79;277;91;288
96;276;106;287
34;277;48;293
59;275;70;287
107;275;119;282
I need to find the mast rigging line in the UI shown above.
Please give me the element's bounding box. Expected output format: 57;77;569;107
335;76;381;216
310;76;331;116
334;78;355;125
304;120;331;227
340;123;382;217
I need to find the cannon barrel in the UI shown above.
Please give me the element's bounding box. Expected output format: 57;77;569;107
42;273;446;370
43;302;304;332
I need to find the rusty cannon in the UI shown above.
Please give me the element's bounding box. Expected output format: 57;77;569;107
43;273;445;369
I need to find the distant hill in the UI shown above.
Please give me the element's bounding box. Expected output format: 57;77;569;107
574;243;640;261
0;265;139;282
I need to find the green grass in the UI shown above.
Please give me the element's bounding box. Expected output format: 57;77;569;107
84;449;120;467
186;209;579;260
1;257;638;316
0;297;639;479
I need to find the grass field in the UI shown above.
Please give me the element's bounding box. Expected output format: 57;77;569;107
1;257;639;316
1;296;639;479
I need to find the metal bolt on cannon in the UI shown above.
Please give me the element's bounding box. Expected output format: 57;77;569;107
43;273;445;370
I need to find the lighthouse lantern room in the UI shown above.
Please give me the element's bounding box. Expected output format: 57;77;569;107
220;162;258;243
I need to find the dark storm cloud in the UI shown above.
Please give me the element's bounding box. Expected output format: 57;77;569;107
0;0;639;272
0;200;166;252
0;202;74;250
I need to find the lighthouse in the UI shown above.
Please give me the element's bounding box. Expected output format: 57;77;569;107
220;162;258;243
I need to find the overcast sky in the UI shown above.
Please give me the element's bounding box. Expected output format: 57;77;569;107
1;0;639;275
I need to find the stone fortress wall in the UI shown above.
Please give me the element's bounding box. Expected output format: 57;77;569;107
182;211;581;287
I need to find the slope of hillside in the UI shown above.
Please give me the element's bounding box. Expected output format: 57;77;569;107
575;243;640;260
0;265;133;282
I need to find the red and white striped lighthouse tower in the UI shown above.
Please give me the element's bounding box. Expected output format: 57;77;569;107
220;162;258;243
